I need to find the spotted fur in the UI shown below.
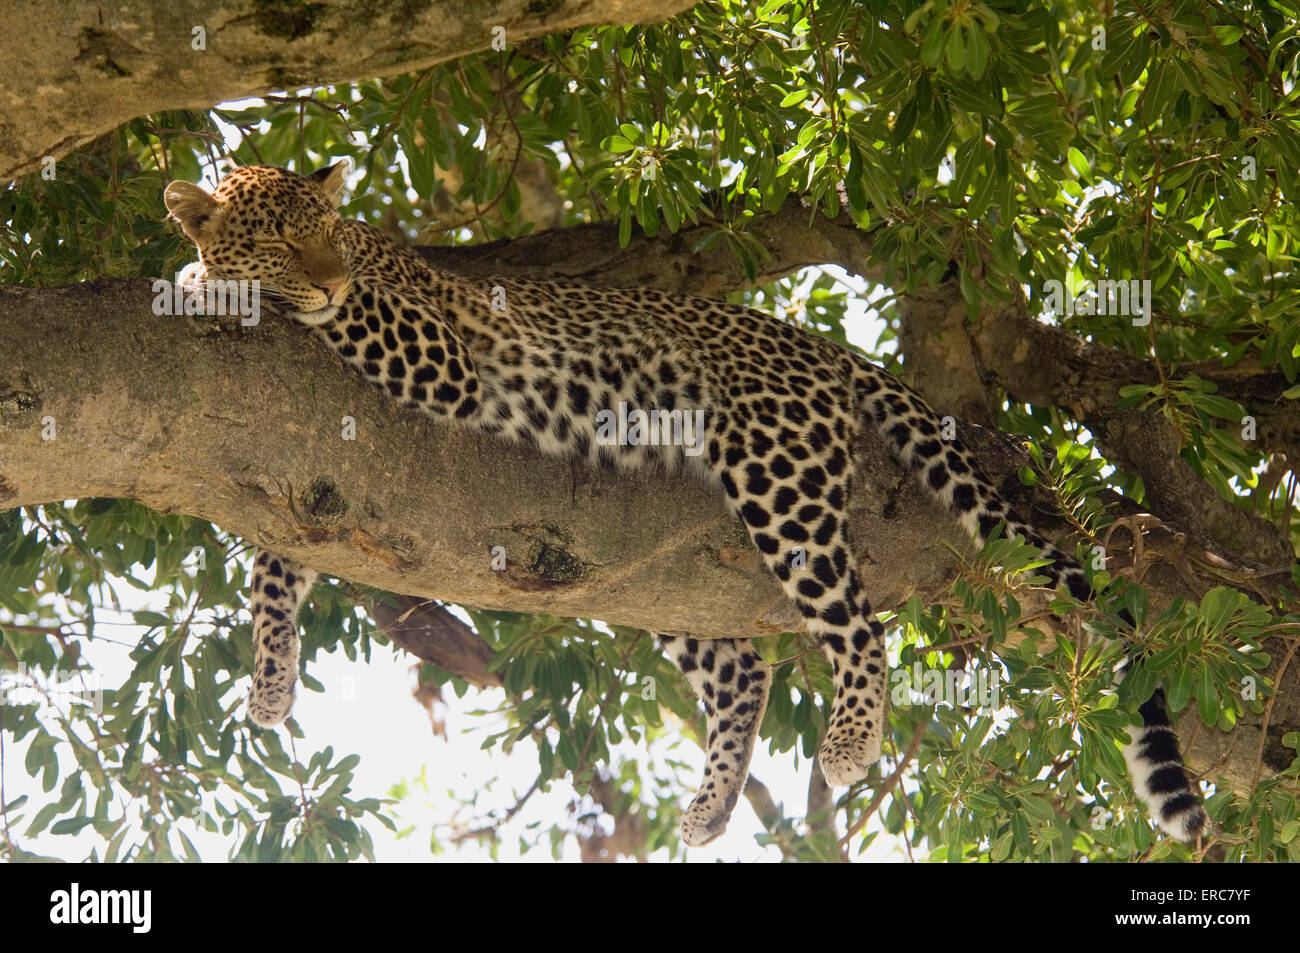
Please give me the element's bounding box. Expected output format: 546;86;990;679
164;163;1207;847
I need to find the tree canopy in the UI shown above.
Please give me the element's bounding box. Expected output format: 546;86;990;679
1;0;1298;862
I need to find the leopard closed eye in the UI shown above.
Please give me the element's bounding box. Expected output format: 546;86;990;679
163;162;1208;848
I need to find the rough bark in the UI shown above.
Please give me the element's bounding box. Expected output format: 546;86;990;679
974;313;1295;570
0;0;696;181
895;282;1294;573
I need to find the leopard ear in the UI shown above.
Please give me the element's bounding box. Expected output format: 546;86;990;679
308;160;350;205
164;181;221;242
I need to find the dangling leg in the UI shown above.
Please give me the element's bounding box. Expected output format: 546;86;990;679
712;409;889;789
659;635;771;847
730;504;889;786
248;550;318;727
813;600;889;786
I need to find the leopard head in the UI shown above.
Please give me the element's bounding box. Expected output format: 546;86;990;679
164;163;352;321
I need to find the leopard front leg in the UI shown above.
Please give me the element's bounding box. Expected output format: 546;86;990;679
248;550;318;727
313;289;482;422
659;635;770;847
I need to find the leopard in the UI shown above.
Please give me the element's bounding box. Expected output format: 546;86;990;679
163;161;1209;848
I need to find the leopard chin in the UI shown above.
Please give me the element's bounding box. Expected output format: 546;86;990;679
292;304;342;326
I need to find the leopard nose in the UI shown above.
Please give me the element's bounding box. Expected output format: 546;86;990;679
319;279;348;300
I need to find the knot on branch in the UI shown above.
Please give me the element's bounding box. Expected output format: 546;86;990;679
299;477;348;526
0;389;41;423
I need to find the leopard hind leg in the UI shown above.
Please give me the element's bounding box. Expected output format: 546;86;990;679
248;550;318;727
659;635;770;847
730;493;889;787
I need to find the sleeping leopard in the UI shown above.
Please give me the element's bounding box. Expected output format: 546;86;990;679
163;161;1208;848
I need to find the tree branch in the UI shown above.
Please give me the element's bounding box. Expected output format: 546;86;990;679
411;190;886;296
367;595;502;690
0;277;973;642
968;290;1295;570
0;0;697;181
886;279;1293;573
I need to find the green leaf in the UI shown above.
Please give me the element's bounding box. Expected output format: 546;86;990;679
1196;673;1220;726
966;24;990;78
1194;395;1245;421
893;95;919;146
1198;587;1240;633
921;19;947;68
966;169;997;218
50;816;96;836
1123;583;1147;627
1167;665;1193;713
602;135;636;153
1067;147;1090;180
1121;663;1157;710
946;25;968;73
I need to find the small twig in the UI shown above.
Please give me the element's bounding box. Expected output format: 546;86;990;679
288;733;314;840
449;778;541;844
575;633;644;776
840;715;927;846
1251;633;1298;789
0;704;13;857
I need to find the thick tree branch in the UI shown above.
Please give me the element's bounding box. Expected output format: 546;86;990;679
0;0;696;181
411;191;887;296
368;595;502;690
890;280;1294;573
969;290;1295;571
0;278;977;640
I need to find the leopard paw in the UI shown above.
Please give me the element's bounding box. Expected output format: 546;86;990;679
680;789;737;847
817;732;879;787
175;260;207;295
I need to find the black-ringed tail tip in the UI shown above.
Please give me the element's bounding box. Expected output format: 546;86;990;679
1123;690;1210;843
